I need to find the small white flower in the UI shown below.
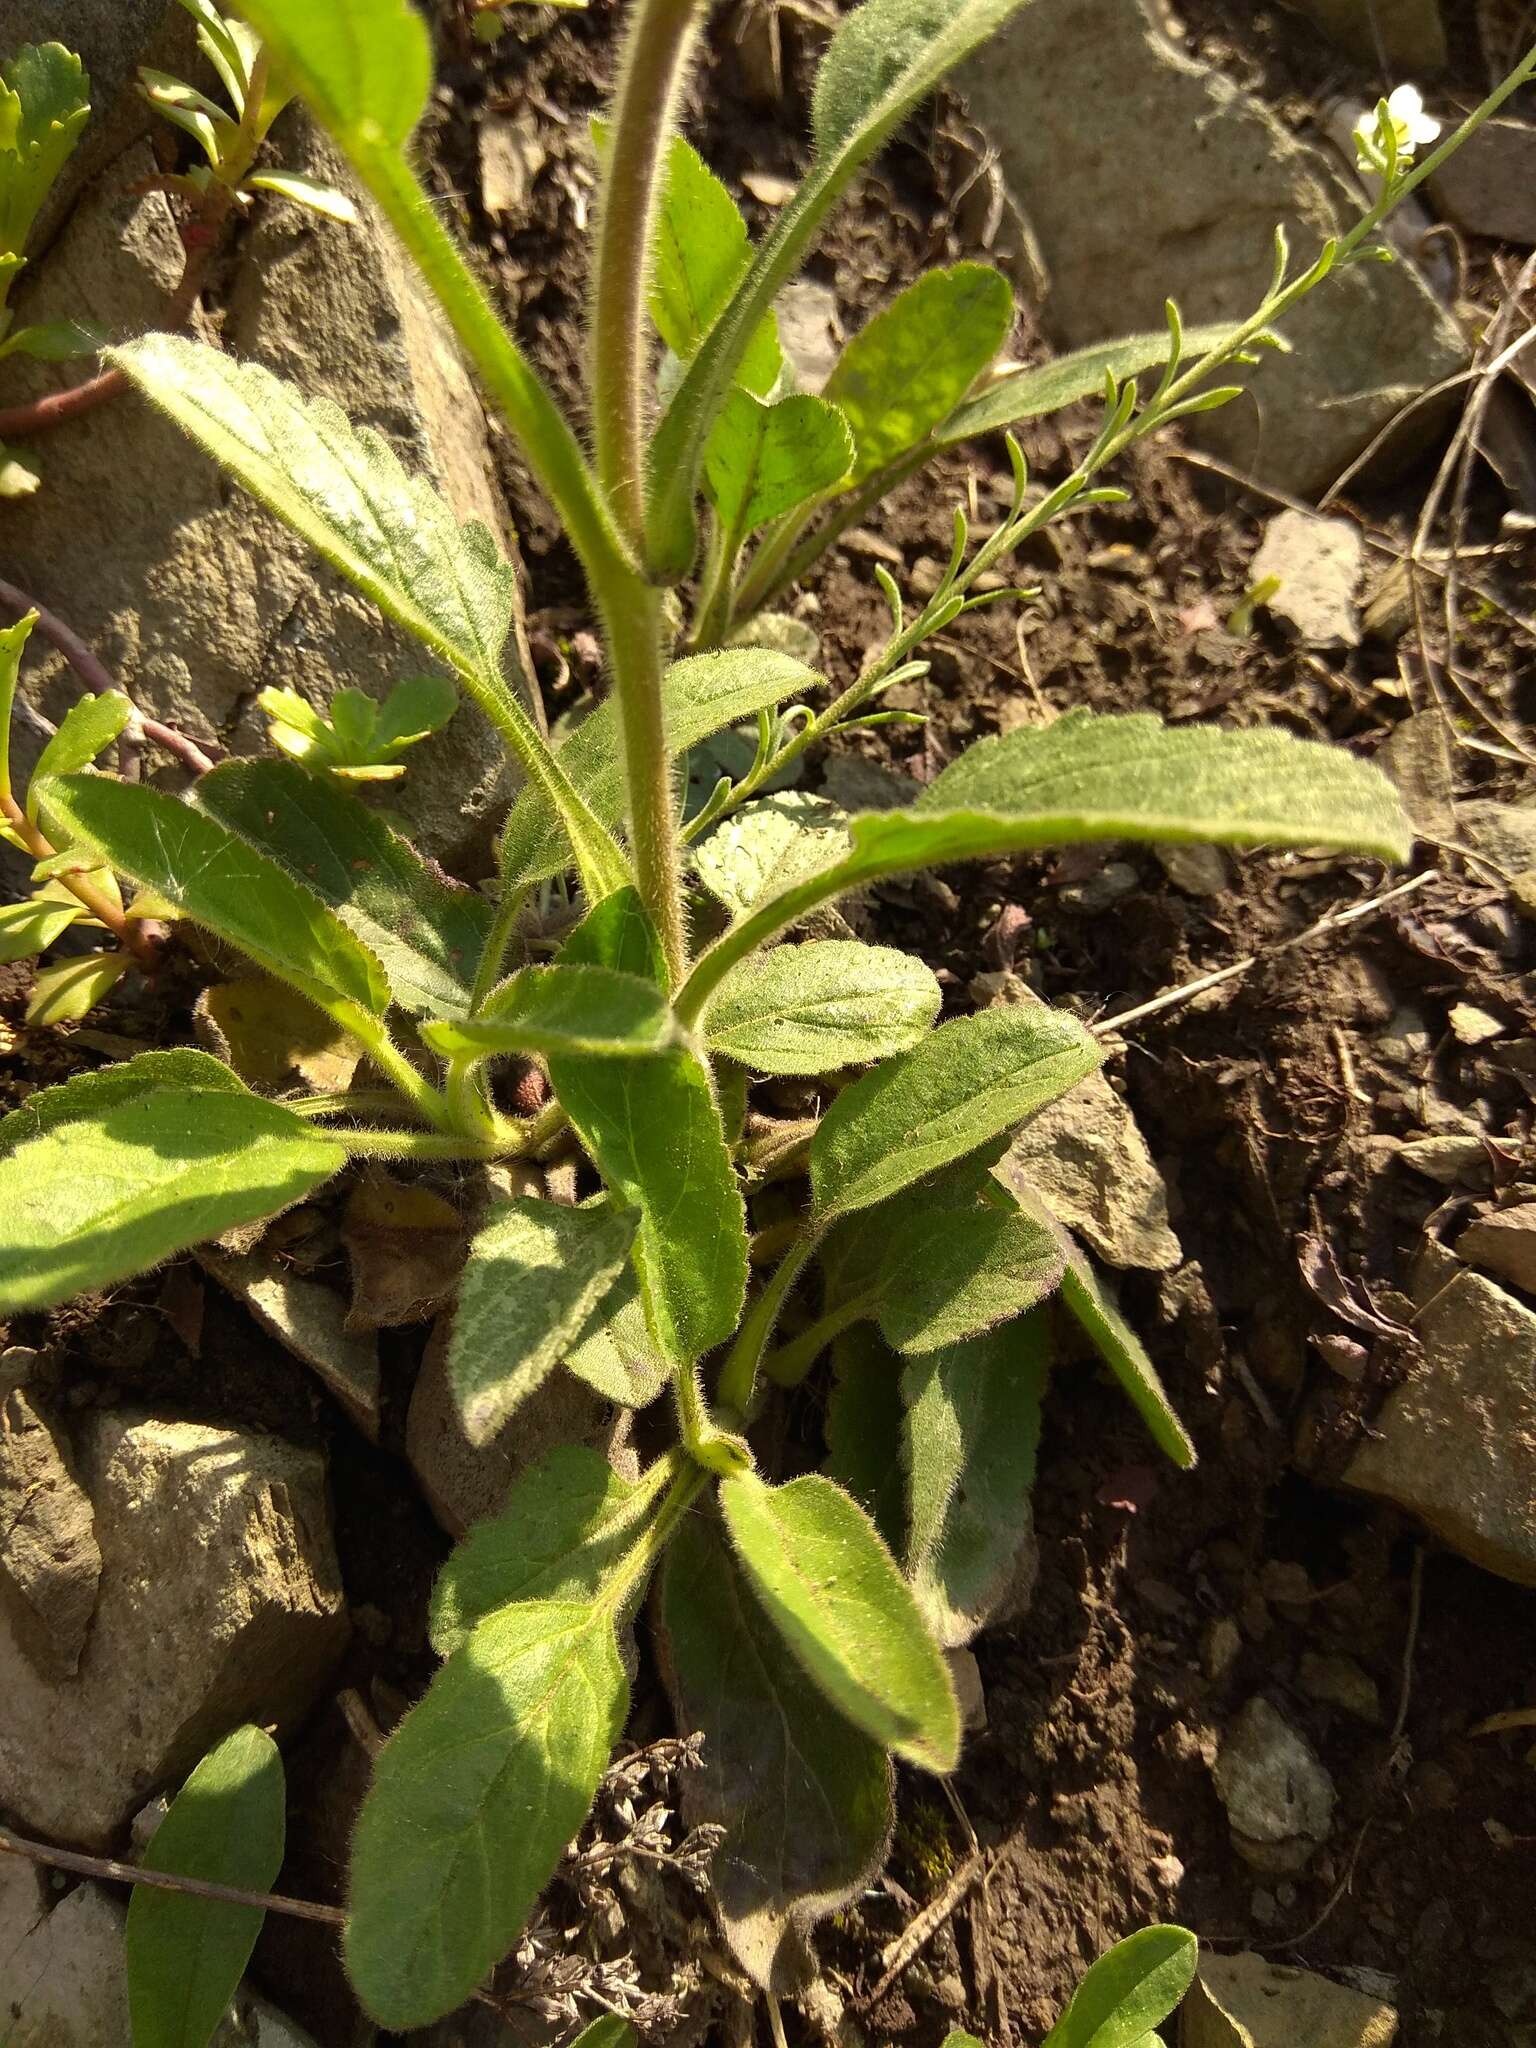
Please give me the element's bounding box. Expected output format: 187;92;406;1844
1354;82;1442;179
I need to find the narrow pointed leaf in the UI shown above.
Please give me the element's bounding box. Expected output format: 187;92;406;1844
43;776;391;1017
25;949;128;1026
0;892;82;961
720;1469;959;1772
824;263;1013;482
244;169;360;222
431;1445;668;1655
28;693;132;803
1060;1249;1195;1470
657;1514;894;1991
810;1005;1102;1222
0;1082;344;1312
650;133;782;395
1041;1926;1198;2048
705;391;853;538
940;322;1239;447
904;1314;1049;1646
194;759;490;1018
422;964;676;1063
232;0;431;148
501;649;820;887
447;1199;639;1445
345;1599;627;2029
125;1726;285;2048
0;609;36;800
704;938;939;1074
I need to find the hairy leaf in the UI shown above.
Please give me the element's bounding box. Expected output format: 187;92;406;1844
1060;1248;1195;1470
941;321;1239;447
447;1199;639;1445
650;133;782;395
44;776;391;1018
824;263;1013;482
874;1160;1064;1353
824;1327;906;1553
657;1514;893;1991
705;391;853;539
810;1005;1101;1222
550;1040;748;1366
560;885;666;983
0;1083;343;1312
28;693;132;803
904;1314;1048;1645
704;938;939;1074
0;609;36;804
0;1047;244;1147
563;1270;673;1408
125;1726;285;2048
346;1598;627;2029
431;1445;667;1655
502;649;820;887
423;964;677;1063
195;759;490;1018
25;950;128;1026
693;792;851;919
233;0;431;148
720;1469;958;1771
1041;1926;1198;2048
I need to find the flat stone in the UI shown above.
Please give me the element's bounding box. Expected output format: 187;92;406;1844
1212;1696;1336;1874
774;279;842;393
1281;0;1446;72
2;94;528;869
1347;1269;1536;1585
1396;1134;1489;1186
1456;1203;1536;1297
1428;120;1536;247
1155;841;1231;895
1381;710;1457;842
1457;799;1536;880
479;107;548;219
1004;1058;1181;1272
1184;1951;1398;2048
0;1411;347;1847
958;0;1466;495
198;1248;382;1441
1252;511;1363;648
1299;1651;1383;1724
0;1387;101;1679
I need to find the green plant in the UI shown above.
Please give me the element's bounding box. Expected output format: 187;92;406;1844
946;1922;1197;2047
0;0;1524;2026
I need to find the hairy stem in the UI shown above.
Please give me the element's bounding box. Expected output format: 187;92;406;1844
715;1232;814;1420
334;1125;515;1161
600;583;689;983
0;794;160;968
590;0;709;546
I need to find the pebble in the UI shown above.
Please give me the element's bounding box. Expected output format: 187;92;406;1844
1251;511;1364;648
1058;859;1139;913
1456;1201;1536;1296
1299;1651;1383;1725
1212;1697;1336;1874
1202;1615;1244;1683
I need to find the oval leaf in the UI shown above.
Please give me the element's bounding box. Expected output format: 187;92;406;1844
649;132;782;394
43;776;391;1018
720;1469;959;1772
942;321;1240;447
346;1599;627;2029
705;390;854;539
29;691;133;805
694;792;852;920
810;1005;1102;1223
423;964;677;1064
231;0;431;147
1041;1926;1198;2048
125;1725;285;2048
704;939;940;1074
874;1163;1064;1353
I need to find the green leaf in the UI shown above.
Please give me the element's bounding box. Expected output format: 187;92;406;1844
0;315;101;360
570;2023;636;2048
234;0;432;148
719;1469;958;1772
657;1513;893;1991
1060;1246;1195;1471
1041;1926;1198;2048
559;884;666;983
107;336;626;902
345;1598;628;2029
502;648;820;888
703;938;940;1075
824;1327;906;1553
28;691;133;808
422;964;677;1063
374;671;458;751
705;390;853;540
904;1314;1048;1645
649;132;782;395
447;1199;639;1445
563;1268;673;1408
25;949;128;1026
0;1047;245;1147
44;775;391;1018
549;1038;748;1366
824;263;1013;483
0;891;81;961
430;1445;667;1655
194;759;490;1019
0;44;91;265
0;608;36;801
244;169;360;222
693;792;851;919
125;1725;285;2048
810;1005;1102;1223
0;1080;343;1312
940;322;1239;447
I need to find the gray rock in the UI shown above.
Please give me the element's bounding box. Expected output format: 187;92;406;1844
1154;841;1231;896
958;0;1466;495
0;1411;347;1847
1347;1269;1536;1585
1457;797;1536;877
1184;1951;1399;2047
1212;1696;1336;1874
1396;1134;1489;1185
1428;120;1536;247
2;98;530;868
1456;1202;1536;1295
1381;709;1456;842
0;1387;101;1679
197;1247;382;1441
1004;1061;1182;1272
1281;0;1446;73
1252;511;1363;647
1298;1650;1383;1724
774;279;842;393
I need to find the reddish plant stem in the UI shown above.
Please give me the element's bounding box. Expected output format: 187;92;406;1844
0;788;160;968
